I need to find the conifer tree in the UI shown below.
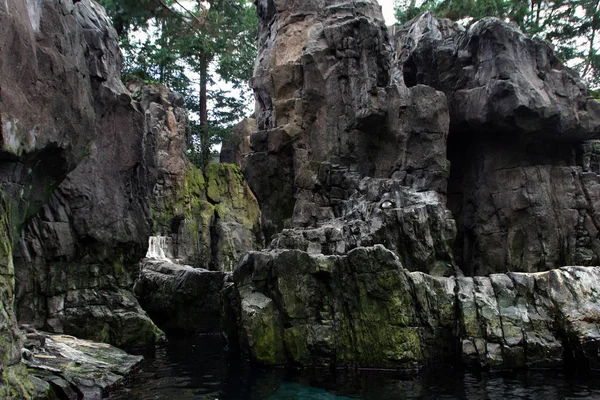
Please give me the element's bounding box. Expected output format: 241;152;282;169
99;0;257;168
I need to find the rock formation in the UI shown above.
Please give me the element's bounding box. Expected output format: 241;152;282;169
0;0;262;395
1;0;135;395
134;259;226;334
227;245;600;369
22;327;143;399
224;0;600;370
3;0;600;393
392;13;600;275
13;81;169;351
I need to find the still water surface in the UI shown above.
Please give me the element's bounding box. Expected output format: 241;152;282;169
107;335;600;399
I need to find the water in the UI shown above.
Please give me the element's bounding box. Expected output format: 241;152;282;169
146;236;175;260
108;336;600;399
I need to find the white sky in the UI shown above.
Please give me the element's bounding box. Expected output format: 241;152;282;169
378;0;398;25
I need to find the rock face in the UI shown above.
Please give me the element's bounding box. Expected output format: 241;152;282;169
228;245;600;369
246;0;451;241
2;8;263;395
225;1;600;370
13;77;263;350
12;82;179;349
392;13;600;275
1;0;137;395
220;118;256;169
151;161;264;272
134;259;226;334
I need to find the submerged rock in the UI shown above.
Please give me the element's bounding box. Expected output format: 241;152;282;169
22;328;142;399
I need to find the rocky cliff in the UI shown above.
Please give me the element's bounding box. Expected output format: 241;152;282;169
12;36;263;349
393;13;600;275
1;0;132;395
0;0;262;395
224;0;600;370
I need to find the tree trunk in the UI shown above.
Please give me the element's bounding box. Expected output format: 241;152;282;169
199;52;210;168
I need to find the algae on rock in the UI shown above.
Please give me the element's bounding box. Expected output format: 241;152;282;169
150;162;263;272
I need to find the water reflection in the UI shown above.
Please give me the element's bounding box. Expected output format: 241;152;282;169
107;335;600;399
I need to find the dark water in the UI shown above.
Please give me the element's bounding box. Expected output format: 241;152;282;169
107;336;600;399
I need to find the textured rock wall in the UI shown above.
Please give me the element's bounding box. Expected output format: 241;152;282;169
246;0;451;241
151;161;263;273
134;259;226;334
394;13;600;274
225;1;600;370
227;245;600;369
14;80;264;349
0;0;132;395
12;82;179;350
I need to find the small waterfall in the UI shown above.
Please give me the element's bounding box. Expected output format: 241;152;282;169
146;236;175;260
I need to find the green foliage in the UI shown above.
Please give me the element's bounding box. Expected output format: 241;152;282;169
394;0;600;87
99;0;258;168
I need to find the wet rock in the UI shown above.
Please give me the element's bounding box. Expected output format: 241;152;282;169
134;259;226;334
226;245;457;368
22;328;142;399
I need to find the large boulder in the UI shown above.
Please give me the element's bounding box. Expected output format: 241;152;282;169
226;245;457;368
393;13;600;139
134;259;226;334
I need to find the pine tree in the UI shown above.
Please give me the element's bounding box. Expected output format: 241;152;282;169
99;0;257;168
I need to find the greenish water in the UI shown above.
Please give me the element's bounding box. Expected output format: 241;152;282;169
107;335;600;399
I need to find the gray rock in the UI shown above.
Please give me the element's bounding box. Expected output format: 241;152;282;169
393;13;600;274
394;13;599;139
220;118;256;168
13;81;179;349
0;0;136;395
22;327;143;399
134;259;226;334
245;0;450;241
226;244;600;369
